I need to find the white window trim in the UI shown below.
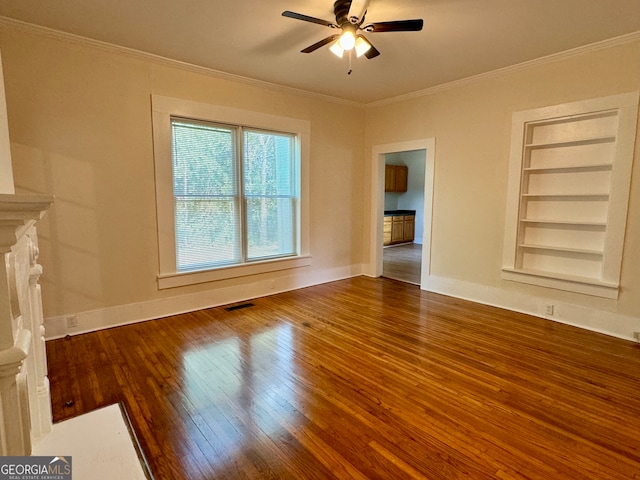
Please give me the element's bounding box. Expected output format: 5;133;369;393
151;95;311;289
501;92;639;298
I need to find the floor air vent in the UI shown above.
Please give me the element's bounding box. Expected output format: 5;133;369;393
225;302;255;312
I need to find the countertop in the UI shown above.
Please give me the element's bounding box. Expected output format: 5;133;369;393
384;210;416;217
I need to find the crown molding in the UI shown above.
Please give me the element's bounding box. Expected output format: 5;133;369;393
366;31;640;108
0;16;363;109
0;16;638;109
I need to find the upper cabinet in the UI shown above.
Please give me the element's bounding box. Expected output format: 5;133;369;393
385;165;408;192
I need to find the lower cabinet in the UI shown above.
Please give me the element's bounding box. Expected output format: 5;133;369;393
402;216;415;242
383;215;415;246
383;217;392;245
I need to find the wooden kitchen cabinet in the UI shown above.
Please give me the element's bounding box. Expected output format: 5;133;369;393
391;216;404;243
385;165;396;192
384;165;408;192
383;216;392;245
395;166;408;192
383;214;415;246
403;215;415;242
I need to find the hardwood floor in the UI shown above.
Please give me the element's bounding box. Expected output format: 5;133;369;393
46;277;640;479
383;243;421;285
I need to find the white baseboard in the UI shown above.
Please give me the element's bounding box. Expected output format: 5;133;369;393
44;263;366;340
421;274;640;342
45;267;639;343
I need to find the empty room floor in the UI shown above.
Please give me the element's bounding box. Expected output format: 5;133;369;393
46;277;640;479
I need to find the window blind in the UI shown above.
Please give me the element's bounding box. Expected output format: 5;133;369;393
171;118;297;272
172;119;240;270
243;129;296;260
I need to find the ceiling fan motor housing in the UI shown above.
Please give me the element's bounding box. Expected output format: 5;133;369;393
334;0;352;26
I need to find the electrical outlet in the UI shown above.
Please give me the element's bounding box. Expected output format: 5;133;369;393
544;304;554;316
66;315;78;328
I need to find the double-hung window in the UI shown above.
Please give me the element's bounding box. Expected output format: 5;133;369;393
152;96;310;289
172;119;296;269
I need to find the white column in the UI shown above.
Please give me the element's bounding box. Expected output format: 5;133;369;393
27;230;53;438
0;194;53;455
0;328;31;455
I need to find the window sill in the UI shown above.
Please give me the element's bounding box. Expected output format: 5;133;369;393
158;255;312;289
501;268;619;299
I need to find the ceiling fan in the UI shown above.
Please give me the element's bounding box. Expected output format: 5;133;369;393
282;0;424;60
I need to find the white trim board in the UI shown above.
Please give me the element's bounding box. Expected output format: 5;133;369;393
0;16;362;108
369;138;435;284
421;274;640;342
44;264;366;340
1;17;637;109
151;94;312;289
46;268;639;342
367;31;640;107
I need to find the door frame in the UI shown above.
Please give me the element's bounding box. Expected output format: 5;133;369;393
368;138;435;287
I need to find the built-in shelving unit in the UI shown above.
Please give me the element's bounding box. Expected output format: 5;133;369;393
502;93;638;298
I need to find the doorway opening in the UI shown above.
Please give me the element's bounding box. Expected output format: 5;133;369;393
382;150;426;284
369;139;435;288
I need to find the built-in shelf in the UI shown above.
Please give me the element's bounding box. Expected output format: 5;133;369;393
501;267;619;298
519;219;607;227
521;193;609;198
502;92;639;298
523;163;613;173
503;267;618;288
518;244;603;256
524;136;616;150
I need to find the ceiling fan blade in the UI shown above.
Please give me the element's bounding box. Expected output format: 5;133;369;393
365;19;424;32
282;11;337;28
301;35;340;53
359;35;380;59
350;0;371;24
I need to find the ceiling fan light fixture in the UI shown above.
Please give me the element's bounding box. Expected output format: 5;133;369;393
329;40;345;58
338;29;356;50
354;36;371;57
283;1;423;61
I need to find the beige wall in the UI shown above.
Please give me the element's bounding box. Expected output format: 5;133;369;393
0;50;14;193
365;40;640;334
1;19;638;339
0;23;366;325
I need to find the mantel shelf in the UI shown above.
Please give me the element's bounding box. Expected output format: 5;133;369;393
0;193;55;220
0;194;55;251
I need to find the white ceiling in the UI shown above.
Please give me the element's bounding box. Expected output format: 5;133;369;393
0;0;639;104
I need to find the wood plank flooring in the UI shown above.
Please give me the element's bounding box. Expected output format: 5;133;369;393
46;277;640;479
383;243;421;285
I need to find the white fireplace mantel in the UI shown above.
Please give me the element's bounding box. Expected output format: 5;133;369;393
0;193;54;455
0;194;54;251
